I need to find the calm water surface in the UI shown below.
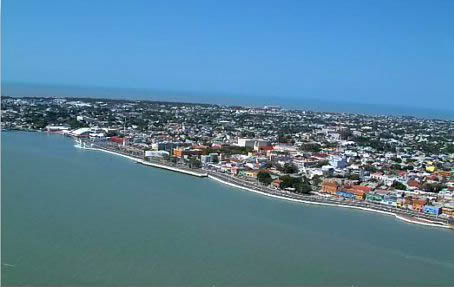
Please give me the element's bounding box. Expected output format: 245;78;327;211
2;132;454;286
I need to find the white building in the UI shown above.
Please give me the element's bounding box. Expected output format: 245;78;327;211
329;155;347;169
237;138;270;148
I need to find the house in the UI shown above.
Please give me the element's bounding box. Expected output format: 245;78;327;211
382;193;398;207
336;191;356;199
412;198;428;212
346;185;371;200
173;148;202;158
441;202;454;217
245;170;259;178
423;205;442;216
322;180;339;195
272;179;282;189
407;179;421;189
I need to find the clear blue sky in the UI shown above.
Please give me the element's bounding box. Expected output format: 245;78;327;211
2;0;454;110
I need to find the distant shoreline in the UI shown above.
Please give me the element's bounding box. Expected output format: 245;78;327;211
4;84;454;121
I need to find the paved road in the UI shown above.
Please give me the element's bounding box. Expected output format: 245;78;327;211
206;171;450;226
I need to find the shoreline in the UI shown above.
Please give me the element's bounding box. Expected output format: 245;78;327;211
75;144;208;177
75;142;452;231
208;175;452;230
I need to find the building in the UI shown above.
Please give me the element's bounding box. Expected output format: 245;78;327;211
245;170;259;178
46;125;70;132
366;191;386;203
151;142;177;152
173;148;202;159
201;153;218;163
237;138;270;148
412;198;428;212
71;127;91;138
111;136;126;145
382;193;398;207
329;155;347;169
144;150;169;159
272;179;282;189
442;203;454;217
336;191;356;199
322;180;339;195
423;205;442;215
345;185;370;200
426;166;436;173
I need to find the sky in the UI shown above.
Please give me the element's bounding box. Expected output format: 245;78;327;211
2;0;454;111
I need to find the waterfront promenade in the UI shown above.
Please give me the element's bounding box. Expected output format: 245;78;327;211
77;141;208;177
76;139;453;230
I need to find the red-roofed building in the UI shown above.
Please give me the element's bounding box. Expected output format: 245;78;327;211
346;185;371;200
407;179;420;189
272;179;282;189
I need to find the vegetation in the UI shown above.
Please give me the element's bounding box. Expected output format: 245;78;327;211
391;181;407;190
279;175;312;194
189;158;202;168
300;143;321;153
257;171;273;185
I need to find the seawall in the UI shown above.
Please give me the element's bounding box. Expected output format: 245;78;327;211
207;175;452;230
76;144;207;177
75;143;451;230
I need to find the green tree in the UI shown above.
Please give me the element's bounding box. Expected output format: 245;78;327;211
257;171;273;185
391;181;407;190
295;182;312;194
348;174;360;180
312;175;322;186
189;158;202;168
300;143;321;152
283;163;298;174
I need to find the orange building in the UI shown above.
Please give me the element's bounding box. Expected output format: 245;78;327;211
345;185;370;200
442;206;454;217
412;198;428;212
322;181;339;195
173;148;202;158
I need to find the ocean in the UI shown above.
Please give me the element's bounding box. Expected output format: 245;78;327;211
2;132;454;286
3;83;454;120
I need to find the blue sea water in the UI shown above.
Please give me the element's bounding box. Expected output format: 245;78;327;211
2;132;454;286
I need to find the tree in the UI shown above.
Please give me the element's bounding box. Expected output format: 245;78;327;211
364;165;377;173
312;175;322;187
279;175;299;189
391;181;407;190
283;163;298;174
300;143;321;153
421;182;445;193
348;174;360;180
295;182;312;194
446;144;454;154
189;158;202;168
257;171;273;185
315;160;329;168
